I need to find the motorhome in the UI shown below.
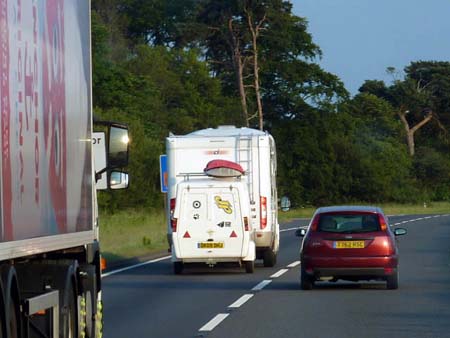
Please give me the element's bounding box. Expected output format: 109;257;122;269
166;126;279;267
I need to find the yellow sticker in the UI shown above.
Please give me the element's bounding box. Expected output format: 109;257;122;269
215;196;232;214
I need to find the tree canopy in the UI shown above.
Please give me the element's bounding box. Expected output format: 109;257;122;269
91;1;450;210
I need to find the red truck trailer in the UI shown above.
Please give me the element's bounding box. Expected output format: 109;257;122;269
0;1;128;337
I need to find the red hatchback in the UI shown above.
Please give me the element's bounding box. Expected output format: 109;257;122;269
297;206;407;290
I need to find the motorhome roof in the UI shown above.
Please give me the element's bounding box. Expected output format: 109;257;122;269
184;125;267;137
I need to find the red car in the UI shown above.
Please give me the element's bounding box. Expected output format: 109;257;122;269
297;206;407;290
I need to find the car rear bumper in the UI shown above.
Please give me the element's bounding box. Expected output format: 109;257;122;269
302;255;398;277
311;267;396;279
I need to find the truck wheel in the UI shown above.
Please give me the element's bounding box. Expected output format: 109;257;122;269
7;298;18;338
1;266;20;338
244;260;255;273
0;278;6;338
173;262;184;275
61;279;77;338
263;249;277;267
80;265;97;338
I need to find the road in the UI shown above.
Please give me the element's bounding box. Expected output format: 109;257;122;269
103;214;450;338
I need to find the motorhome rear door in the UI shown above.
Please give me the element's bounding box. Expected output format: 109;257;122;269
176;186;245;258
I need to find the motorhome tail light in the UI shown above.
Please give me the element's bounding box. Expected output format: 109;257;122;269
243;217;249;231
260;196;267;229
170;198;177;232
309;214;320;231
171;218;178;232
378;214;388;231
170;198;176;217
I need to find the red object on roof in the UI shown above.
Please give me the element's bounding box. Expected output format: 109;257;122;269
204;160;245;177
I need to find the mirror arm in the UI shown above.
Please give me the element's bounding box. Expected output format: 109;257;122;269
95;167;107;183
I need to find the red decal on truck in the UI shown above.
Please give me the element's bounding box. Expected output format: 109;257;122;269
1;0;13;240
42;0;67;232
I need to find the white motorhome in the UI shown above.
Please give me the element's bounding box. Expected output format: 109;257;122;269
166;126;279;267
171;175;255;274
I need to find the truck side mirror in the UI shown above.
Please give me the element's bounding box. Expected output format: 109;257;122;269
109;171;129;190
109;125;129;168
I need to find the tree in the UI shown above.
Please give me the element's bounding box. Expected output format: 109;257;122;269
359;64;449;156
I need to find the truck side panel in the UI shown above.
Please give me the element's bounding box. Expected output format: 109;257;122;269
0;0;92;242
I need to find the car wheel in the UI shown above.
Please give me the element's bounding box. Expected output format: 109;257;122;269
300;266;313;290
173;262;184;275
386;270;399;290
244;260;255;273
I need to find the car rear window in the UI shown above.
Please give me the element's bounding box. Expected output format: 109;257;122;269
318;213;380;233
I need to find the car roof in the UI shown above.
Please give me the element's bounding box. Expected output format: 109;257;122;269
315;205;383;214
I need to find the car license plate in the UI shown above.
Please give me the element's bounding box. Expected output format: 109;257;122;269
334;241;365;249
198;242;224;249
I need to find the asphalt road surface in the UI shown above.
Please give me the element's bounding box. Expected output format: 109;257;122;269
103;214;450;338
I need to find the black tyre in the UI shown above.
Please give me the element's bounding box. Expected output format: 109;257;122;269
80;265;97;338
263;249;277;267
7;299;18;338
0;279;6;338
386;270;399;290
300;266;313;290
61;279;77;338
173;262;184;275
244;260;255;273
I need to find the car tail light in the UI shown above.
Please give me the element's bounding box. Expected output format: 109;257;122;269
309;214;320;231
378;214;388;231
170;198;177;232
243;217;249;231
384;267;394;274
260;196;267;229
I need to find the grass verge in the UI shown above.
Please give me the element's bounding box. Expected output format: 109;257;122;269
100;202;450;264
99;208;168;264
278;201;450;222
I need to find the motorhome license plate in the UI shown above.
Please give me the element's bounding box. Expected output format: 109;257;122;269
198;242;224;249
334;241;364;249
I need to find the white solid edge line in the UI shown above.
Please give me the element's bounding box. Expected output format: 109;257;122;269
270;269;289;278
228;294;254;308
252;280;272;291
199;313;230;332
102;255;171;278
287;261;301;268
280;226;308;233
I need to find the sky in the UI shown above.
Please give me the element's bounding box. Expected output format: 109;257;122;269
290;0;450;95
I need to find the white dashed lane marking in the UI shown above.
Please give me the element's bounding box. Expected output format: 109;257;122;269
199;314;230;332
252;280;272;291
287;261;301;268
270;269;289;278
228;294;254;308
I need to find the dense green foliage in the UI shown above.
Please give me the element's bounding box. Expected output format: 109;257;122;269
91;1;450;210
